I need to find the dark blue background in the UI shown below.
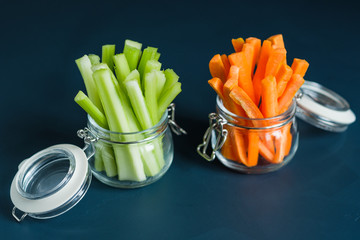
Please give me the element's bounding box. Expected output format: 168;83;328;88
1;0;359;239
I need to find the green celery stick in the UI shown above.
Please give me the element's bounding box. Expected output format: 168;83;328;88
97;144;118;177
144;71;158;125
93;68;146;181
155;71;166;99
154;52;161;61
74;90;108;129
158;82;182;123
124;69;141;87
137;47;158;81
125;79;153;130
88;54;100;65
113;53;131;83
123;40;142;71
143;60;162;91
75;55;104;114
102;44;116;72
94;145;105;172
162;69;179;95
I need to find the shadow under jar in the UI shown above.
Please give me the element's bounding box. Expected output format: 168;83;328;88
199;96;298;174
85;110;174;188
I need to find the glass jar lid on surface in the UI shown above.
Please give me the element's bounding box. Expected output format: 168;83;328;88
295;81;356;132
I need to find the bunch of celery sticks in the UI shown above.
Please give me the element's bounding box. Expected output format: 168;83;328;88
74;40;181;182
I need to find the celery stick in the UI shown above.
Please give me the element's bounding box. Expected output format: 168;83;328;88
74;91;108;129
102;44;116;72
93;68;146;181
143;60;162;91
158;82;182;123
113;53;131;83
162;69;179;95
97;144;118;177
124;69;141;87
155;71;166;99
125;80;153;130
94;145;105;172
154;52;161;61
88;54;100;65
123;40;142;71
75;55;104;114
144;71;158;125
137;47;158;81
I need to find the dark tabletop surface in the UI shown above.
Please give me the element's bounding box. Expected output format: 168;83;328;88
1;0;359;239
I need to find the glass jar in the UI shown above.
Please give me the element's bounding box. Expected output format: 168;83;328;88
197;81;355;174
84;110;174;188
10;103;186;222
198;96;298;174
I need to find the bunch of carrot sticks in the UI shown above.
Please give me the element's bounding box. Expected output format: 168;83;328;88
208;34;309;167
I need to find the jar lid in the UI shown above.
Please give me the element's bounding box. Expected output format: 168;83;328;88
295;81;356;132
10;144;92;222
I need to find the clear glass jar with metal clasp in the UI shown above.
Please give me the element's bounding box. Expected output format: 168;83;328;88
10;103;186;222
197;81;356;173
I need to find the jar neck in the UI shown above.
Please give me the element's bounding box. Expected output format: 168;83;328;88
87;111;169;143
216;96;296;129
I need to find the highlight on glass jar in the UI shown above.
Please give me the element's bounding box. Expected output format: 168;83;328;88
198;96;299;174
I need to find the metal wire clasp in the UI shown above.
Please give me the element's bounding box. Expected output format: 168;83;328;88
167;103;187;135
77;128;97;160
197;113;228;161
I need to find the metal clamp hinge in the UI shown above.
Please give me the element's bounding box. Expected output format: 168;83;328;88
197;113;228;161
12;207;27;222
168;103;187;136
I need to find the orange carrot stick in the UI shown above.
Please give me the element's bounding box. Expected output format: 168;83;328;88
284;123;293;156
209;54;227;83
221;54;230;76
232;37;245;52
291;58;309;77
228;52;256;103
276;64;293;97
259;140;275;162
253;40;272;106
242;43;256;77
221;126;238;162
265;48;287;77
223;66;246;116
229;86;263;120
233;129;248;165
273;123;292;164
261;75;278;118
247;131;259;167
208;77;224;101
267;34;285;49
246;37;262;66
278;74;305;114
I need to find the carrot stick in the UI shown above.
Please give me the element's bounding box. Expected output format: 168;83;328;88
259;140;275;162
267;34;285;49
246;37;261;66
276;64;293;97
223;66;246;116
284;123;293;156
228;52;256;103
232;37;245;52
291;58;309;77
221;126;238;161
209;54;227;83
233;129;248;165
208;77;224;101
253;40;272;106
265;48;287;77
278;74;304;114
247;131;259;167
273;123;292;164
242;43;256;78
229;86;263;120
221;54;230;76
261;75;278;118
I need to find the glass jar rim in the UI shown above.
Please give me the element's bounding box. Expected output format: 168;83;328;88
216;95;297;129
